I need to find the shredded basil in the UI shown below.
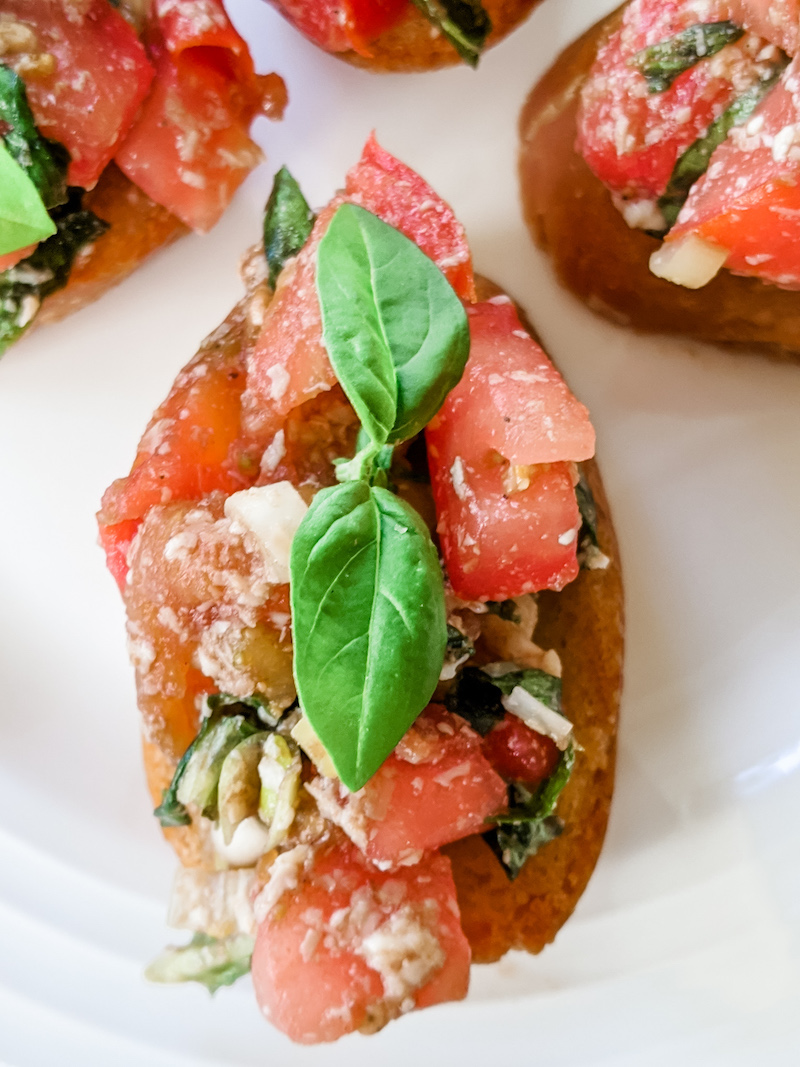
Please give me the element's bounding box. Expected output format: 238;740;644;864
575;466;598;549
409;0;492;68
262;166;315;289
485;744;574;879
146;933;254;994
0;193;109;355
631;21;744;93
657;55;789;229
487;667;563;713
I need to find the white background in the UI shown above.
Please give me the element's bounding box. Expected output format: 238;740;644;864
1;0;799;1062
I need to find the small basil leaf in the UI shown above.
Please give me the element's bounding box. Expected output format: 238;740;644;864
487;668;563;715
153;711;221;828
409;0;492;68
263;166;315;288
0;66;69;210
145;933;254;994
445;665;504;736
290;480;447;791
316;203;469;448
631;21;744;93
657;55;789;229
484;816;564;880
0;191;109;355
575;465;598;548
0;140;56;256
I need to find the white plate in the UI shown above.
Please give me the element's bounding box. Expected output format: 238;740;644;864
1;0;799;1062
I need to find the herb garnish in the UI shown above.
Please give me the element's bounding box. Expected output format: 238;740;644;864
446;665;562;735
485;744;574;879
0;66;69;212
263;166;315;288
657;55;789;229
631;21;744;93
409;0;492;67
290;203;469;792
146;933;255;994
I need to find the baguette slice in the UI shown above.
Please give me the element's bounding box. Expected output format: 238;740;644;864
518;9;800;361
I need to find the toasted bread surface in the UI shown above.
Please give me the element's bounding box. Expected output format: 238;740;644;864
343;0;540;71
519;10;800;360
35;164;187;330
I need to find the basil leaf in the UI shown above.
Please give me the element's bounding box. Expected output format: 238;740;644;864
445;665;505;736
409;0;492;68
0;192;109;355
631;21;744;93
0;66;68;210
575;465;598;548
263;166;315;288
316;203;469;449
0;140;56;256
487;668;563;715
153;712;221;828
485;744;574;879
290;479;447;791
146;933;254;994
657;55;789;229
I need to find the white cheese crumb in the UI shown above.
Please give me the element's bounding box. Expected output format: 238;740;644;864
168;867;258;939
266;364;290;402
224;481;307;584
649;234;728;289
253;844;311;923
502;686;573;750
450;456;468;501
211;816;273;868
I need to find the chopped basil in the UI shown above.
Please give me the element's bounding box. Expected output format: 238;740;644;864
409;0;492;68
631;21;744;93
0;66;69;211
657;55;789;229
486;667;563;714
176;715;262;821
486;599;522;623
0;193;109;355
445;665;505;736
485;744;574;880
446;623;474;659
0;140;55;257
575;465;598;548
145;933;254;994
262;166;315;289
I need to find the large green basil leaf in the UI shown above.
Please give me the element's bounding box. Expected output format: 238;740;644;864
290;479;446;791
631;21;744;93
316;203;469;449
657;55;789;229
409;0;492;68
0;192;109;355
0;140;56;256
263;166;315;288
0;66;68;210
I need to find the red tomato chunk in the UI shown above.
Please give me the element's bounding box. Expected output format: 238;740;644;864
252;839;470;1044
267;0;408;55
426;298;594;601
481;713;561;787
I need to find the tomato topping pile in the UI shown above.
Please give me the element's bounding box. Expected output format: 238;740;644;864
267;0;409;56
666;56;800;286
427;297;594;601
102;139;592;1042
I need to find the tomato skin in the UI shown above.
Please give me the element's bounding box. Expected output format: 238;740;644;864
481;714;560;786
0;246;36;273
115;0;267;233
667;56;800;288
245;135;475;428
252;839;470;1044
724;0;799;53
97;519;141;593
267;0;408;55
577;0;768;203
426;299;592;600
7;0;154;190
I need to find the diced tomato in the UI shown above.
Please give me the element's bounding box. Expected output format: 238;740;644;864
665;55;800;287
481;713;560;786
7;0;154;189
723;0;799;53
309;706;507;866
245;135;475;428
578;0;772;205
115;0;276;232
97;519;141;593
252;839;470;1044
98;337;253;527
267;0;408;55
0;246;35;272
426;299;593;601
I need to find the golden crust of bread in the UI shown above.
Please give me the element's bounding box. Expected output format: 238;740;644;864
35;164;187;330
138;273;623;965
342;0;540;72
518;10;800;361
